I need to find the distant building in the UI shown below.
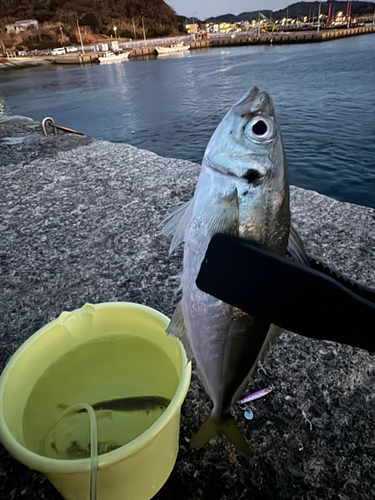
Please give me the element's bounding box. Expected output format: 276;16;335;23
5;20;39;33
185;23;198;34
218;23;231;33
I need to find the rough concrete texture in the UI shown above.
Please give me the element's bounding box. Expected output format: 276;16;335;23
0;115;374;499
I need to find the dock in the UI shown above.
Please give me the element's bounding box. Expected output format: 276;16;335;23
126;25;375;58
191;25;375;49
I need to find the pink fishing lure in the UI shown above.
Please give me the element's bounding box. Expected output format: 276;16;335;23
238;386;274;404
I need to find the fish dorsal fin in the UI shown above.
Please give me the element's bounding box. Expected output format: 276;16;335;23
166;301;193;361
287;225;309;265
204;190;239;237
161;198;194;254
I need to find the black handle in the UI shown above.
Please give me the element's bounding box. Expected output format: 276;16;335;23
196;233;375;353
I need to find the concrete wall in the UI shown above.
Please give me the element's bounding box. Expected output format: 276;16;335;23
190;25;375;49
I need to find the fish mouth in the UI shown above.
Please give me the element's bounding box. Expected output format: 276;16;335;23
205;156;263;186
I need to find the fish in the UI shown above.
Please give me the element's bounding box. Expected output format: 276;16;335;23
58;396;171;413
162;87;307;455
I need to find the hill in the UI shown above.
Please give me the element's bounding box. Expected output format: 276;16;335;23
200;1;375;23
0;0;183;50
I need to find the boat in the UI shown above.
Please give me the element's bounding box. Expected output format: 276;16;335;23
98;51;130;63
155;43;190;55
53;54;99;65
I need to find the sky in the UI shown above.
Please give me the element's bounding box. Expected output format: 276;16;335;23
166;0;290;20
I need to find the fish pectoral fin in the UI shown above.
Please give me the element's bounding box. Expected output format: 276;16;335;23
166;301;193;361
161;198;195;254
190;415;252;456
204;190;239;237
287;225;309;265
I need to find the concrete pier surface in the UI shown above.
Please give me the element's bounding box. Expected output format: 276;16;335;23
0;115;374;499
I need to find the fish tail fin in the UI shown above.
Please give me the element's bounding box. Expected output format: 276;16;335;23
190;414;252;456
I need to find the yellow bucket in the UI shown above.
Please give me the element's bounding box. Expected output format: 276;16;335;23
0;302;191;500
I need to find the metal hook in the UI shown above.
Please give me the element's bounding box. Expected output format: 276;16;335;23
238;403;254;420
42;117;84;137
42;117;56;136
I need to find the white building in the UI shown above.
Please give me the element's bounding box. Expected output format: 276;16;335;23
186;23;198;34
6;20;39;33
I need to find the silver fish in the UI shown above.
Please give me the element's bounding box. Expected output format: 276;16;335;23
163;88;306;454
58;396;170;413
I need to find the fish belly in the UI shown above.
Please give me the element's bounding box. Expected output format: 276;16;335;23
182;234;271;416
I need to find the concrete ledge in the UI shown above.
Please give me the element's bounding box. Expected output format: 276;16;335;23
191;26;375;49
0;115;374;499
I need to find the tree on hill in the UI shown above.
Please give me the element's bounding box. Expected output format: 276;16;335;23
0;0;181;49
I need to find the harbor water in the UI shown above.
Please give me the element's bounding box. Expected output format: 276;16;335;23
1;34;374;208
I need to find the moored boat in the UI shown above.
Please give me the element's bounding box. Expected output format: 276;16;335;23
98;51;130;63
53;54;99;65
155;43;190;55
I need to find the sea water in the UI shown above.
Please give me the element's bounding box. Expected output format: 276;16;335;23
22;334;179;459
1;34;374;207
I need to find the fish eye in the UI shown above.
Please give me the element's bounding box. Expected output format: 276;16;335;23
252;120;267;135
245;116;275;142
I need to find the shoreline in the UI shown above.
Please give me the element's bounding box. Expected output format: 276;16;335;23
0;55;53;70
1;26;374;69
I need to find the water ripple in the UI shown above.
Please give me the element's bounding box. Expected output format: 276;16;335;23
1;35;374;207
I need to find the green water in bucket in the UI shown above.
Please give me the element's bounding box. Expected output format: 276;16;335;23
22;334;179;459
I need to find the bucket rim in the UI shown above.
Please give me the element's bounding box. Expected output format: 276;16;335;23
0;301;192;473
